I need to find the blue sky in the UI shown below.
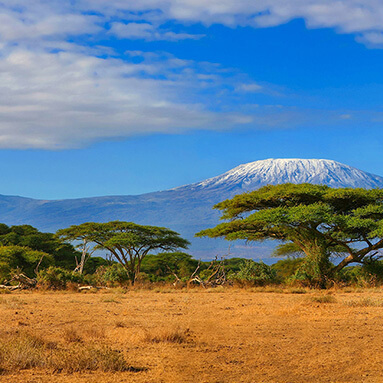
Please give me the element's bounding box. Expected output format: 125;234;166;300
1;1;383;199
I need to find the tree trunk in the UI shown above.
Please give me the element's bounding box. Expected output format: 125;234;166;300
299;239;331;288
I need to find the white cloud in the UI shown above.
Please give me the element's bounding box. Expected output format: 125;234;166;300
0;0;381;149
109;22;204;41
0;48;254;149
2;1;383;45
356;31;383;47
236;83;263;93
75;0;383;42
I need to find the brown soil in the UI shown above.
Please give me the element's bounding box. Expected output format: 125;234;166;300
1;288;383;383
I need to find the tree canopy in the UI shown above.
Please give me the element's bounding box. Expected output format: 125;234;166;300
0;224;79;272
196;184;383;285
57;221;190;284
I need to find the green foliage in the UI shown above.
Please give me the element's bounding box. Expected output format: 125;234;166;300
197;184;383;284
141;252;197;282
272;258;304;281
57;221;190;284
231;260;277;285
0;246;53;282
222;257;250;275
37;266;84;289
83;256;111;274
95;264;130;285
0;224;79;270
339;260;383;286
272;243;304;258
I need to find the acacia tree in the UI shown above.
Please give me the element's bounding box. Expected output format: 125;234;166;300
196;184;383;285
57;221;190;284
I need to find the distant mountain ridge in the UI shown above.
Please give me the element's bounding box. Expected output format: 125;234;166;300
1;158;383;258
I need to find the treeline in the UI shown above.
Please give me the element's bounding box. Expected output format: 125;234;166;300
0;223;382;290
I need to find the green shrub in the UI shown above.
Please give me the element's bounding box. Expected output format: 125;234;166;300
83;257;111;274
231;260;277;286
37;266;84;289
141;252;198;282
339;262;383;287
272;258;304;282
95;264;130;286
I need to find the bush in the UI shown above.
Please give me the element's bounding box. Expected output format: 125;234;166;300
95;264;130;286
140;252;198;282
83;256;111;274
231;260;277;286
272;258;304;282
339;262;383;287
37;267;84;289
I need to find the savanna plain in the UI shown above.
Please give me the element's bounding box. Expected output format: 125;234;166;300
1;288;383;383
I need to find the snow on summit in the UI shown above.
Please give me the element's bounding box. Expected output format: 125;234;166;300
177;158;383;194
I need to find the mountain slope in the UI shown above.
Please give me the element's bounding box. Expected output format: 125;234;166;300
1;158;383;258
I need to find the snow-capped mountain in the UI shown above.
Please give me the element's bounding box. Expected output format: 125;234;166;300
174;158;383;195
1;158;383;258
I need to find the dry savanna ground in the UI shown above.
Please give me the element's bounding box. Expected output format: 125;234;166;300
1;287;383;383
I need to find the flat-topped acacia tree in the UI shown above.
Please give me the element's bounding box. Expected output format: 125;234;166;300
57;221;190;284
196;184;383;285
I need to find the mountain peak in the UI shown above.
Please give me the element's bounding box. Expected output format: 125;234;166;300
175;158;383;194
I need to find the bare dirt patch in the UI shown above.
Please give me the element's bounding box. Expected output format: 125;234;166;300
1;288;383;382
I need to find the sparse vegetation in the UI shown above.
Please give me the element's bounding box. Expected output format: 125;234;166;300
344;297;383;307
309;295;337;304
0;330;133;374
143;327;191;344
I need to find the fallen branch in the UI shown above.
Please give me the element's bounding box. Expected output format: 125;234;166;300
0;284;21;291
78;285;110;291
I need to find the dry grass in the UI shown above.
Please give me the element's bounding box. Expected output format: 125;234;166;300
0;331;47;371
63;327;83;343
143;327;191;344
0;330;134;375
48;344;133;373
344;297;383;307
309;295;337;304
114;320;127;328
1;289;383;382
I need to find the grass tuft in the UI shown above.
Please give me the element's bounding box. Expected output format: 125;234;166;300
63;327;83;343
345;297;383;307
0;332;46;370
309;295;337;304
144;328;191;344
49;345;130;373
